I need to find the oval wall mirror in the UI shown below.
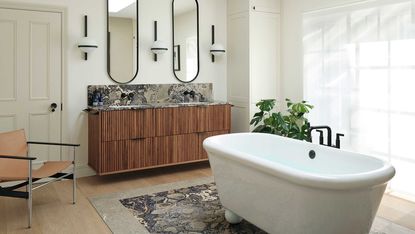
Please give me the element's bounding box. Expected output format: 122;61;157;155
172;0;200;83
107;0;139;84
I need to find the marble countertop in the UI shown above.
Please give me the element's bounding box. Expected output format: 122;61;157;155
84;101;231;113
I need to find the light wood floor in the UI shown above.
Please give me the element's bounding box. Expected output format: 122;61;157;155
0;163;414;234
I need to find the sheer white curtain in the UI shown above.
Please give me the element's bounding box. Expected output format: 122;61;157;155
303;0;415;198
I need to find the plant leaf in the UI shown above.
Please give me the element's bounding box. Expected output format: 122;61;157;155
250;99;314;142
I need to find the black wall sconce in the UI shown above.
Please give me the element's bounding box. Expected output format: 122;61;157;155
151;21;168;61
77;15;98;61
210;25;226;63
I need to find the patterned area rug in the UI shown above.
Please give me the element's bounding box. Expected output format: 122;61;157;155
120;182;265;233
89;177;415;234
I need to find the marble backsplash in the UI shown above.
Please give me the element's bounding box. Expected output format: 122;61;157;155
87;83;213;106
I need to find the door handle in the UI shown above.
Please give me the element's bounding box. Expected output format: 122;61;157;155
50;103;58;112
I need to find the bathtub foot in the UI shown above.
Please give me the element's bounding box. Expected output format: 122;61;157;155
225;209;243;224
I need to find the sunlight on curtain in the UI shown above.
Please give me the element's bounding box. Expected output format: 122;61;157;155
303;0;415;198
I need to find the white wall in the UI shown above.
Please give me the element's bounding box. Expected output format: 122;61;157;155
280;0;364;102
0;0;227;176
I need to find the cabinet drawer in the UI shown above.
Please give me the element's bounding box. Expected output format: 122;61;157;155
100;141;129;173
173;134;199;163
155;107;199;136
100;138;154;174
153;134;199;164
127;138;154;169
101;109;155;141
198;105;231;132
153;136;174;165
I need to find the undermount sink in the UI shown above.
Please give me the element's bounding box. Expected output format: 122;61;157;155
109;104;151;108
108;102;212;109
178;102;210;105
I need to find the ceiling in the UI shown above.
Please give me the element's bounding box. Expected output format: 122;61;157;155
108;0;196;19
109;2;137;19
174;0;197;16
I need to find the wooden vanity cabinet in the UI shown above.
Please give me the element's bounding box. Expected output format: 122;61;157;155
88;104;231;175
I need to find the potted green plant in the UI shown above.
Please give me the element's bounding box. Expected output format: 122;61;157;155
250;99;314;141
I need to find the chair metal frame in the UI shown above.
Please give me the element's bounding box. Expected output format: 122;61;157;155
0;141;80;228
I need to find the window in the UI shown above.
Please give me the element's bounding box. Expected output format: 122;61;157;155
303;0;415;198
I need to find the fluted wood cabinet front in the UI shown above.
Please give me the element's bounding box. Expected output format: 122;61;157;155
88;104;231;175
155;107;199;136
101;109;155;142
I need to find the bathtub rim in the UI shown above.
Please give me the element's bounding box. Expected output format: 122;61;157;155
203;133;396;190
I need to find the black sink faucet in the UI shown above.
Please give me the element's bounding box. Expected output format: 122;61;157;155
121;92;134;100
183;90;196;98
309;126;344;149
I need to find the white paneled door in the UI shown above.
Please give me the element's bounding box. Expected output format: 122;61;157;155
0;8;62;162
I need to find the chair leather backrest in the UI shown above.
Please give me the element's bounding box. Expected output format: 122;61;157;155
0;129;29;180
0;129;28;156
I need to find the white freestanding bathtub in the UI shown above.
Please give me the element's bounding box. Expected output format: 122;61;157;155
203;133;395;234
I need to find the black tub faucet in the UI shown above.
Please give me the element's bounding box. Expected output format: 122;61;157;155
310;126;333;146
316;130;324;145
335;133;345;149
310;126;344;149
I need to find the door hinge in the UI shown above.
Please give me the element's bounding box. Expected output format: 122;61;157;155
61;103;63;111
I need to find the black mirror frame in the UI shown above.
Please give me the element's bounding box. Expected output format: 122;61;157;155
106;0;139;84
171;0;200;83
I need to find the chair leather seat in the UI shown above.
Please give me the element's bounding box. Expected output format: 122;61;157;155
0;161;72;182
